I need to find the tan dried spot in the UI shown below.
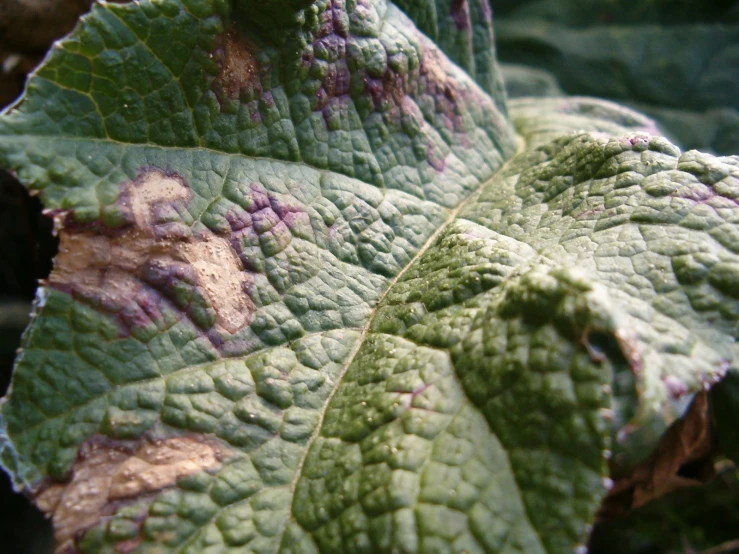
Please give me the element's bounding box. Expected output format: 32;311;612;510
215;27;259;99
50;169;254;334
36;436;229;553
176;235;252;333
128;170;190;228
599;389;715;519
53;230;150;298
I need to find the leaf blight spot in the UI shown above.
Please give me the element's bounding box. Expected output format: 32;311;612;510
211;25;262;104
49;167;255;337
34;434;231;553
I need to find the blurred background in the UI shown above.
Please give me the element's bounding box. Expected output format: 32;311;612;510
1;0;738;552
495;0;739;156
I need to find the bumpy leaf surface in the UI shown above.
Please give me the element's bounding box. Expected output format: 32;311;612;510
0;0;738;553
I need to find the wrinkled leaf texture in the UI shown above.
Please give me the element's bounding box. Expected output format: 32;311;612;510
0;0;737;553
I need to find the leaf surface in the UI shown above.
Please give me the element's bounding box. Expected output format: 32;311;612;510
492;0;739;26
496;21;739;113
0;1;737;553
493;12;739;156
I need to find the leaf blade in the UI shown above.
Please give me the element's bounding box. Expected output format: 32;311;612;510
0;0;738;553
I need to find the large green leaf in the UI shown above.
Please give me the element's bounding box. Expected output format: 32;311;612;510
0;0;737;553
496;21;739;113
492;0;739;26
493;6;739;156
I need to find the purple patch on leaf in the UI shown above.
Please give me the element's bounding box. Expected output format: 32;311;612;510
450;0;470;30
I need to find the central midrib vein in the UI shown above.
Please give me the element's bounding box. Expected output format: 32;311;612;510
278;133;527;547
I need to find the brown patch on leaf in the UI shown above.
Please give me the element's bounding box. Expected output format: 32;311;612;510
176;234;252;332
212;26;260;100
35;435;229;553
50;168;254;334
598;389;715;519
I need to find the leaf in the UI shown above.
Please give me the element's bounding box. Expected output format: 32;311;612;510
495;21;739;113
598;390;715;519
499;63;739;158
492;0;739;26
391;0;508;107
589;464;739;554
493;13;739;157
508;97;662;149
0;0;737;553
622;104;739;158
499;63;563;100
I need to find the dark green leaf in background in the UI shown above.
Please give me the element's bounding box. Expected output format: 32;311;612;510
495;0;739;156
